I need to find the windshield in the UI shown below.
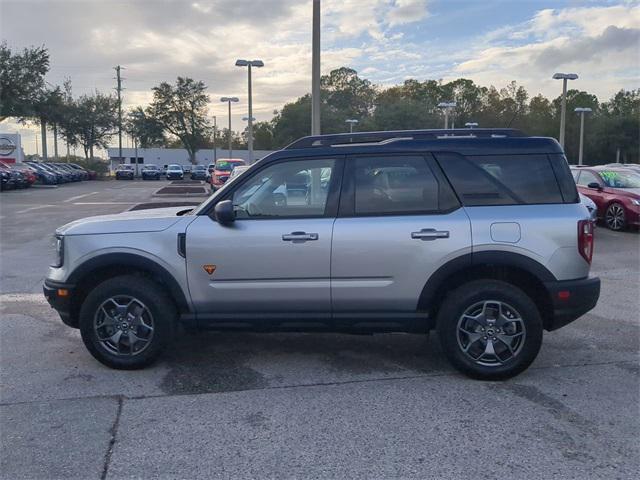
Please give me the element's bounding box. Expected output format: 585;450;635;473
215;161;243;171
168;165;181;170
145;165;159;170
599;170;640;188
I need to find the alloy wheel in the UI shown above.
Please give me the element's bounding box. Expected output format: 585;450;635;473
93;296;155;356
606;204;625;230
456;300;526;367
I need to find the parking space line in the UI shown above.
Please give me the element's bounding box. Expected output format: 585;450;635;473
14;205;55;214
64;192;99;203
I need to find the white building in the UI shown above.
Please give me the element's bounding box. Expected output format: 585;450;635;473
106;147;275;169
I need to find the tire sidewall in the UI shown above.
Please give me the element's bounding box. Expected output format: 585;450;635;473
437;280;543;380
79;275;175;369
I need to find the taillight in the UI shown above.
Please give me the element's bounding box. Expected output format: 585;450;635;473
578;220;594;264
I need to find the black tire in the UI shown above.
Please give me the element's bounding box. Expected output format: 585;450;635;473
437;280;543;380
79;275;176;369
605;202;626;231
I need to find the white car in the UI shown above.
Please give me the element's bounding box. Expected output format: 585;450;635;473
579;193;598;222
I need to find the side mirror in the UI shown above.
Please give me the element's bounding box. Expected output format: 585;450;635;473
587;182;602;190
214;200;235;224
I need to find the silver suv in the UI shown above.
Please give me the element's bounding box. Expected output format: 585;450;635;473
44;129;600;379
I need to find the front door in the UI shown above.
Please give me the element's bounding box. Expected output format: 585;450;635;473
185;157;343;318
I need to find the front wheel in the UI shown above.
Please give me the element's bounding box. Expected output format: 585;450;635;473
437;280;543;380
79;275;176;369
605;202;626;231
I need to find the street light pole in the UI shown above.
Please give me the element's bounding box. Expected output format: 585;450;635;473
236;59;264;164
553;73;578;149
311;0;321;135
220;97;239;159
212;115;217;163
437;102;456;129
575;107;592;166
345;119;358;133
465;122;478;129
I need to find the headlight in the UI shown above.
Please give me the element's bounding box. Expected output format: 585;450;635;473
52;235;64;267
631;199;640;206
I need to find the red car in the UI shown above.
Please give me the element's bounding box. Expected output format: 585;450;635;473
209;159;246;190
571;166;640;231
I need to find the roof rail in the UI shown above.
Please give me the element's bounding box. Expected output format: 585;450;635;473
284;128;526;150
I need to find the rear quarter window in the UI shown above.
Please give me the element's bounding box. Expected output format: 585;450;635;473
436;153;565;206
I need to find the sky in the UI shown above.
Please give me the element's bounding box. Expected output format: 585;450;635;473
1;0;638;155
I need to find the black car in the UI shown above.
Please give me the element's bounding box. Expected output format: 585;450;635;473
190;165;209;181
141;165;161;180
0;165;15;190
115;165;135;180
26;162;58;184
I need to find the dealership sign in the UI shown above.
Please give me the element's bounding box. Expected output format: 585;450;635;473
0;133;23;163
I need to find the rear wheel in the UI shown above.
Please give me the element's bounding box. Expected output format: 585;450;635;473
79;275;176;369
605;202;626;231
437;280;543;380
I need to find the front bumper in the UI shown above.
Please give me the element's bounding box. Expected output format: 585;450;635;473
544;277;600;331
43;279;78;328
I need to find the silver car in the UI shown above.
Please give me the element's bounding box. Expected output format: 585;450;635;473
44;129;600;379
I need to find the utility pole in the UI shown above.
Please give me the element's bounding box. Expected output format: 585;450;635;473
40;121;48;160
114;65;124;171
311;0;321;135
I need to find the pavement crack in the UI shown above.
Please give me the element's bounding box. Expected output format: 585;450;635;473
101;396;124;480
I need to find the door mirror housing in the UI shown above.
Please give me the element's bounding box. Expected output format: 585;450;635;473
214;200;235;224
587;182;602;190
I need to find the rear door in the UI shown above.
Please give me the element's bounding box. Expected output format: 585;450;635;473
331;153;472;316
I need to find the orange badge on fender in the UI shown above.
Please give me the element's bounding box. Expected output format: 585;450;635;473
203;264;216;275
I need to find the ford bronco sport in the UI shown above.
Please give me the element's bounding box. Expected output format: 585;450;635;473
44;129;600;379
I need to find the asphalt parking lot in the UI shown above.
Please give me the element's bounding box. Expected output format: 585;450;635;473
1;180;638;479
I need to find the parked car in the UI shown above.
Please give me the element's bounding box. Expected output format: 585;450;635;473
44;128;600;380
26;162;59;185
183;165;192;175
207;163;216;174
571;166;640;230
579;193;597;222
53;163;83;181
0;162;17;190
2;161;37;187
69;163;97;180
37;162;67;183
166;164;184;180
141;164;162;180
115;165;135;180
228;165;250;181
190;164;209;181
0;161;29;188
210;159;246;189
45;163;75;182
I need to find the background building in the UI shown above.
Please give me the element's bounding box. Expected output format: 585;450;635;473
106;147;275;170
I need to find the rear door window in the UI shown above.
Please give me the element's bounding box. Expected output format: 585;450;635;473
436;153;564;205
576;170;600;186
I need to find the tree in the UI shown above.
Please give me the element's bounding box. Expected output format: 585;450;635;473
59;91;118;159
147;77;211;163
31;86;64;160
0;43;49;121
250;121;274;150
125;107;166;148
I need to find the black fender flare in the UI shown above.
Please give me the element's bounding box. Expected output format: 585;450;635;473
67;252;190;312
419;251;556;309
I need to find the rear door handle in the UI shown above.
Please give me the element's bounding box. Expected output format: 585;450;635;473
411;229;450;240
282;231;319;242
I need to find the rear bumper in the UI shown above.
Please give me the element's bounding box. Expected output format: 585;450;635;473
544;277;600;331
43;279;78;328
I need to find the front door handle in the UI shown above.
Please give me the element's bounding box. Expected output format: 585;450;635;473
411;228;450;240
282;231;319;242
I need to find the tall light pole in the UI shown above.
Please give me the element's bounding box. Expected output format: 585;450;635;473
553;73;578;149
212;115;217;163
575;107;592;166
236;59;264;164
311;0;321;135
220;97;239;159
345;119;358;133
465;122;478;129
437;102;456;129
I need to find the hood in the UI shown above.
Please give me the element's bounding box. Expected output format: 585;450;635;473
56;206;191;236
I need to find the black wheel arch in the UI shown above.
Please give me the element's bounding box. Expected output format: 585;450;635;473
418;251;556;330
66;253;190;326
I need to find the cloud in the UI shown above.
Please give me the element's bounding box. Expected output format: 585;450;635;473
387;0;429;27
